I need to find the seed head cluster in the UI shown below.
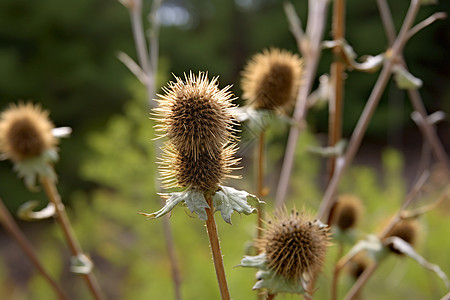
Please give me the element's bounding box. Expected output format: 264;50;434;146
0;102;56;162
328;195;363;231
258;209;330;281
154;72;239;191
384;219;420;255
241;48;303;111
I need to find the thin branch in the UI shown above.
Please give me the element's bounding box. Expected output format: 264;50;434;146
117;51;150;85
40;176;104;300
162;214;182;300
204;193;231;300
317;0;422;221
126;0;154;106
148;0;163;99
343;262;378;300
256;131;265;240
283;2;305;55
0;198;68;300
376;0;450;172
408;89;450;171
376;0;396;45
407;12;447;41
275;0;330;208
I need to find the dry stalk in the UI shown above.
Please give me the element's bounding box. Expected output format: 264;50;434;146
275;0;330;208
40;176;103;300
204;193;231;300
317;0;423;222
328;0;346;180
0;198;68;300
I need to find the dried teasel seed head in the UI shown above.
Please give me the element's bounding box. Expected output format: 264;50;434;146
328;195;363;231
0;102;56;162
154;72;240;191
241;48;303;111
384;219;420;255
153;72;237;159
159;143;240;191
347;253;370;280
258;208;330;281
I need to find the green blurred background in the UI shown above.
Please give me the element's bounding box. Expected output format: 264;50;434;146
0;0;449;299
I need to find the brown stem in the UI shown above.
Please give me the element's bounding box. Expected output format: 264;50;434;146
317;0;422;221
343;262;378;300
328;0;346;180
0;198;68;300
275;0;330;208
376;0;450;172
162;214;182;300
267;293;276;300
257;130;265;240
204;193;230;300
40;176;104;300
331;242;344;300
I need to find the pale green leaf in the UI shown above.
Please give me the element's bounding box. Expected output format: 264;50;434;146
17;201;55;221
393;65;423;89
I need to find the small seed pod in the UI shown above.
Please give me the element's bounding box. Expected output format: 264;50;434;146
384;219;420;255
347;252;370;280
241;48;303;111
0;102;56;162
328;195;363;231
258;208;330;281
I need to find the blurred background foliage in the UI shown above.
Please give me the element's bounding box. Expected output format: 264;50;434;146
0;0;449;299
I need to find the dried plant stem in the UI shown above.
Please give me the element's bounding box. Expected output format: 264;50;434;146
162;214;182;300
317;0;422;221
204;193;230;300
40;176;103;300
0;198;68;300
275;0;329;208
328;0;346;180
343;262;378;300
267;293;276;300
256;130;265;240
332;171;429;299
128;0;153;105
376;0;450;172
124;1;183;298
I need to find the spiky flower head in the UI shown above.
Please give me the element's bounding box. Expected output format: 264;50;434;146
154;72;237;159
258;208;330;281
329;195;363;231
0;102;56;162
384;219;420;255
154;72;239;191
241;48;303;111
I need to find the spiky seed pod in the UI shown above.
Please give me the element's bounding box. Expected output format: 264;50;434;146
153;72;237;159
384;219;420;255
328;195;363;231
258;208;330;281
348;253;370;280
159;143;240;191
0;102;56;162
241;48;303;111
155;72;240;191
